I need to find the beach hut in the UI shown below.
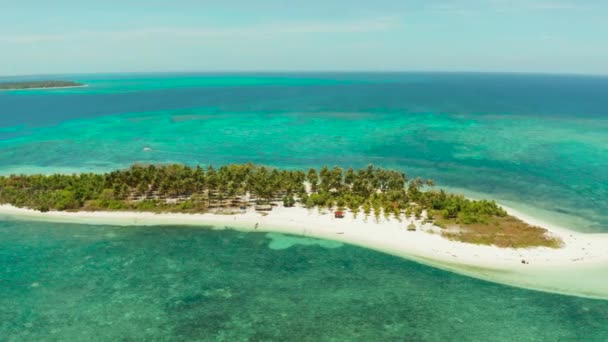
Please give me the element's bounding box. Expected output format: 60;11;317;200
334;211;345;219
255;204;273;211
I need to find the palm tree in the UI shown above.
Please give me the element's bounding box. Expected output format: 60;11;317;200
307;168;319;192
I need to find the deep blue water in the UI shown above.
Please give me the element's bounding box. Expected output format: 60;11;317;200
1;73;607;128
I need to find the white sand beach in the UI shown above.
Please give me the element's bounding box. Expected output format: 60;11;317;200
1;203;608;299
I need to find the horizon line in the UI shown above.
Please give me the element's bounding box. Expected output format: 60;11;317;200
2;69;608;79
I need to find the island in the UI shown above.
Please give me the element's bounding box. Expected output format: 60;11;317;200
0;80;85;90
3;163;608;298
0;163;561;248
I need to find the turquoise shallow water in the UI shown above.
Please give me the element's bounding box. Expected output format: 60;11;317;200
2;220;608;341
1;73;607;231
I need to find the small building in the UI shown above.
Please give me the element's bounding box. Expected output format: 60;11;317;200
255;204;273;211
334;211;345;219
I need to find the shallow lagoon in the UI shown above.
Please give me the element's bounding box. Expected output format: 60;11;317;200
2;220;608;341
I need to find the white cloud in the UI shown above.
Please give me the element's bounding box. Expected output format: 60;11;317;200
0;16;401;44
425;0;584;14
0;33;69;44
487;0;583;11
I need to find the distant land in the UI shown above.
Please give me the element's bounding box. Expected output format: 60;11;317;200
0;80;85;90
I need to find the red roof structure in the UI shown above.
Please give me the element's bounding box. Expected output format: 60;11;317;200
334;211;345;219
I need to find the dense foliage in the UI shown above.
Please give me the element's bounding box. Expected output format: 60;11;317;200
0;80;83;90
0;163;494;215
0;163;560;248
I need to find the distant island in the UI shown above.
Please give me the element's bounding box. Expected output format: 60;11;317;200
0;80;85;90
0;163;561;248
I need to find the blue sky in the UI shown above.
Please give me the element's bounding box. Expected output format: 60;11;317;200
1;0;607;75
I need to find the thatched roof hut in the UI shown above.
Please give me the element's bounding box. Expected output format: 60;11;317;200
255;204;273;211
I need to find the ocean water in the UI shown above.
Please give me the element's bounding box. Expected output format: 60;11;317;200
1;73;608;340
1;72;607;232
2;220;608;341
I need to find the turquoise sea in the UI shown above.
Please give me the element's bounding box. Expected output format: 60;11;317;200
1;73;608;340
2;220;608;341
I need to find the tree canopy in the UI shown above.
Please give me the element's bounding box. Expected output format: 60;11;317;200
0;80;84;90
0;163;560;248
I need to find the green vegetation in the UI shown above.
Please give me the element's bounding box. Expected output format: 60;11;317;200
0;80;84;90
0;163;561;248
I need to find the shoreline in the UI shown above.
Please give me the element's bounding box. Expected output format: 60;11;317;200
2;203;608;300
